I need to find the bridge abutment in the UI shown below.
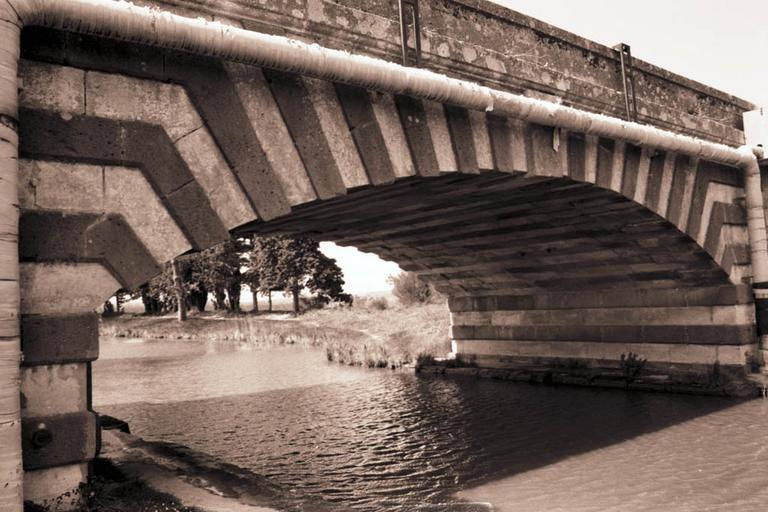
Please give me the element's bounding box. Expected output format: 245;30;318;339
449;286;758;393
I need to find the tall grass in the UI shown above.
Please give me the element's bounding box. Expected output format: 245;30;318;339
100;302;452;369
100;314;364;347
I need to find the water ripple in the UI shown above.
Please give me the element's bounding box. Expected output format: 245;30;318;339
95;339;768;511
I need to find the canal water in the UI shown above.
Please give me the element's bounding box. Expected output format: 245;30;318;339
93;337;768;511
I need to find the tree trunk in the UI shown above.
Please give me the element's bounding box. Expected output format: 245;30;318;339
140;285;151;314
292;285;300;314
226;283;241;312
251;289;258;313
268;290;272;312
213;287;226;310
189;290;207;312
171;258;187;322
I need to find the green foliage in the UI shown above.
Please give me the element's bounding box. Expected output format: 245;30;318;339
620;352;647;385
191;239;246;311
415;353;437;368
129;236;349;315
367;297;389;310
249;236;351;313
388;271;437;306
745;350;761;373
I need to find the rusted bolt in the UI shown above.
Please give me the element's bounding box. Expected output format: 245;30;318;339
31;424;53;448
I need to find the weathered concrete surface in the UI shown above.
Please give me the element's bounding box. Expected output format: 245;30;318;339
21;364;88;417
17;159;191;264
145;0;753;145
23;463;88;509
19;263;120;315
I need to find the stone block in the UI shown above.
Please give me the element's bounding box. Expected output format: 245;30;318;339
334;83;394;186
22;411;98;470
0;281;20;337
567;132;586;181
165;182;230;251
19;211;95;261
21;364;88;417
305;78;370;188
227;63;316;205
105;166;191;263
595;138;615;189
395;95;440;177
23;463;88;511
262;69;346;199
85;71;202;141
21;313;98;366
443;105;479;174
120;122;193;197
527;123;562;177
485;115;513;173
717;345;751;366
666;344;718;365
20;262;120;315
370;92;416;178
175;126;257;230
19;108;123;163
17;159;38;209
85;214;161;289
423;100;458;173
468;109;493;170
19;60;84;114
22;160;104;212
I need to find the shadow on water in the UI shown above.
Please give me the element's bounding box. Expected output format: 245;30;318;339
97;365;746;510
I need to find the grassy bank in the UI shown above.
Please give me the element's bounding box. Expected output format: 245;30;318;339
100;302;451;368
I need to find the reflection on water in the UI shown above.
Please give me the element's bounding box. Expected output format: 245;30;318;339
94;337;768;511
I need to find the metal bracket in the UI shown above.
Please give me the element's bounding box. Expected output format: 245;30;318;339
398;0;422;67
614;43;638;122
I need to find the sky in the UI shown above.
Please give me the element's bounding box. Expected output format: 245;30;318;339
323;0;768;294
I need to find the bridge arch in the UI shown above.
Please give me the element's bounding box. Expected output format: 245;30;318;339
17;28;752;310
9;24;760;508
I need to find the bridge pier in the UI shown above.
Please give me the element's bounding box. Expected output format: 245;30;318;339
449;286;759;392
19;310;99;507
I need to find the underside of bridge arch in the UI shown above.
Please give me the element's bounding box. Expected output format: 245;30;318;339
242;171;756;371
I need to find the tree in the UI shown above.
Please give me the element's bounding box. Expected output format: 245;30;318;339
242;236;260;313
189;239;245;313
388;271;436;305
249;236;350;313
171;258;187;321
307;252;353;306
128;236;348;316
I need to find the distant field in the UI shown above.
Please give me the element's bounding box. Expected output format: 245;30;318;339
120;289;395;314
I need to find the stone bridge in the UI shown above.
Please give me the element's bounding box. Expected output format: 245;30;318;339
0;0;765;509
